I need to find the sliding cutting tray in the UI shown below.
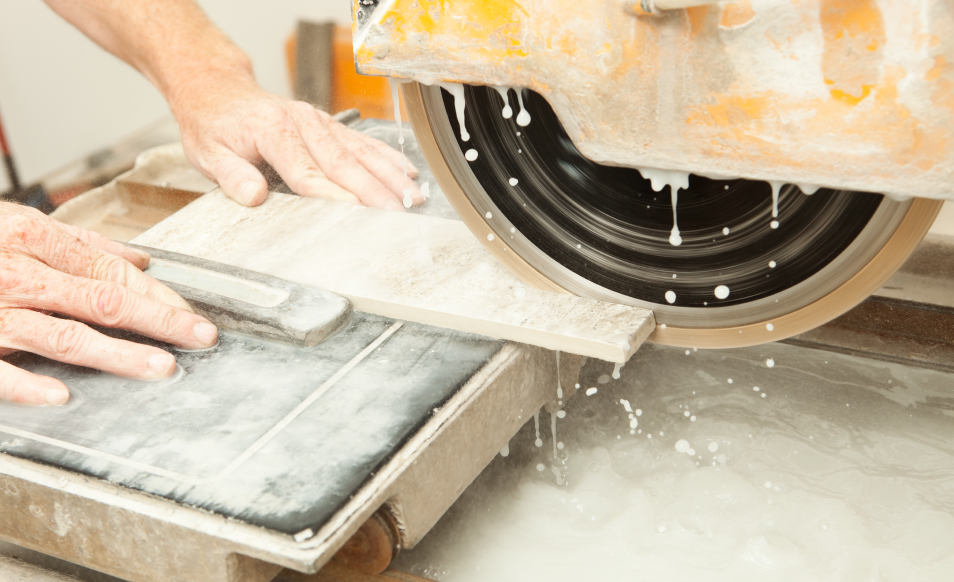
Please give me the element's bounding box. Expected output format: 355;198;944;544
0;249;575;582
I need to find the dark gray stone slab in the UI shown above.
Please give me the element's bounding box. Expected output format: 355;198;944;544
0;314;503;536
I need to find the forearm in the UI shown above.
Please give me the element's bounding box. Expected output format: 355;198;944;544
42;0;256;113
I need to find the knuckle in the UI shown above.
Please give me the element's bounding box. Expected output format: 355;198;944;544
155;307;183;338
90;256;129;285
328;146;356;170
351;142;376;160
4;214;39;244
0;264;26;292
290;100;318;117
45;320;87;360
264;107;292;128
0;371;17;403
0;308;17;337
90;283;129;325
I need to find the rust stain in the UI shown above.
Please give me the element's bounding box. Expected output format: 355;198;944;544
819;0;886;105
720;0;756;29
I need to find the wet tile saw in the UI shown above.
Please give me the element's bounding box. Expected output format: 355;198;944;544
353;0;954;348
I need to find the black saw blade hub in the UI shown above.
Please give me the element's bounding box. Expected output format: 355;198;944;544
441;85;883;308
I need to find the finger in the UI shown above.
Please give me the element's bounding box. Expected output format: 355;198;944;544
349;129;420;179
202;144;270;207
22;265;217;350
10;214;194;313
57;223;150;269
276;106;405;211
325;121;424;206
0;359;69;406
253;120;363;206
0;309;176;381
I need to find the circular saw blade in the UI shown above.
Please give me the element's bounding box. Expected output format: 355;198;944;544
403;82;942;348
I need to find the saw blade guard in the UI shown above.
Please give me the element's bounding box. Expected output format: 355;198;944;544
402;81;941;348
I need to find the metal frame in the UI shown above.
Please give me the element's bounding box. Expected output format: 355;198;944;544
0;345;582;582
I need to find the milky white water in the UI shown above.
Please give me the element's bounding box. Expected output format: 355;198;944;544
636;167;690;247
492;86;514;119
440;82;470;142
515;89;531;127
388;78;412;208
394;343;954;582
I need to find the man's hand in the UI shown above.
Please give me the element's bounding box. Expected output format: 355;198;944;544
0;203;218;406
43;0;424;211
175;84;424;210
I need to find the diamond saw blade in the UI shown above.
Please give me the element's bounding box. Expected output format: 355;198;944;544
403;82;942;348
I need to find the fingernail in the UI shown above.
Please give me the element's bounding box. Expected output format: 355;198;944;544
238;181;261;205
147;353;175;375
193;322;218;346
44;388;69;406
130;248;151;264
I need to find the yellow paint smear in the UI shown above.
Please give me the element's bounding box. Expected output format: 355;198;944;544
820;0;886;104
685;66;946;173
720;0;756;29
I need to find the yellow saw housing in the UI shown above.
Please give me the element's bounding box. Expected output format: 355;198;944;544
352;0;951;348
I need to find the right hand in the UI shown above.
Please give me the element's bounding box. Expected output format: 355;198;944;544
0;203;218;406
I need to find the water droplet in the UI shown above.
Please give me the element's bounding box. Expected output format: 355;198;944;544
675;439;690;453
769;260;777;268
723;227;730;235
665;290;676;304
669;228;682;246
465;149;478;161
487;233;495;241
714;285;730;299
766;323;775;331
585;387;597;396
536;463;545;471
509;177;519;186
766;358;775;368
708;442;719;452
771;220;780;229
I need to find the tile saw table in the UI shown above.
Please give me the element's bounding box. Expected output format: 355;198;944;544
0;118;655;582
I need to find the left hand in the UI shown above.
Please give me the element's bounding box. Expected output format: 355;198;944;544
175;82;424;210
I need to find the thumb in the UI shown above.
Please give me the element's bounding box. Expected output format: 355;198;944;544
202;145;269;207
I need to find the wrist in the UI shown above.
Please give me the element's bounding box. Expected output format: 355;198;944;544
154;40;259;118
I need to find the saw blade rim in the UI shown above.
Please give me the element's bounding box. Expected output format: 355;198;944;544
403;81;942;349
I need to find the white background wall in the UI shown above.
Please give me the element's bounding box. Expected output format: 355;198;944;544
0;1;352;191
